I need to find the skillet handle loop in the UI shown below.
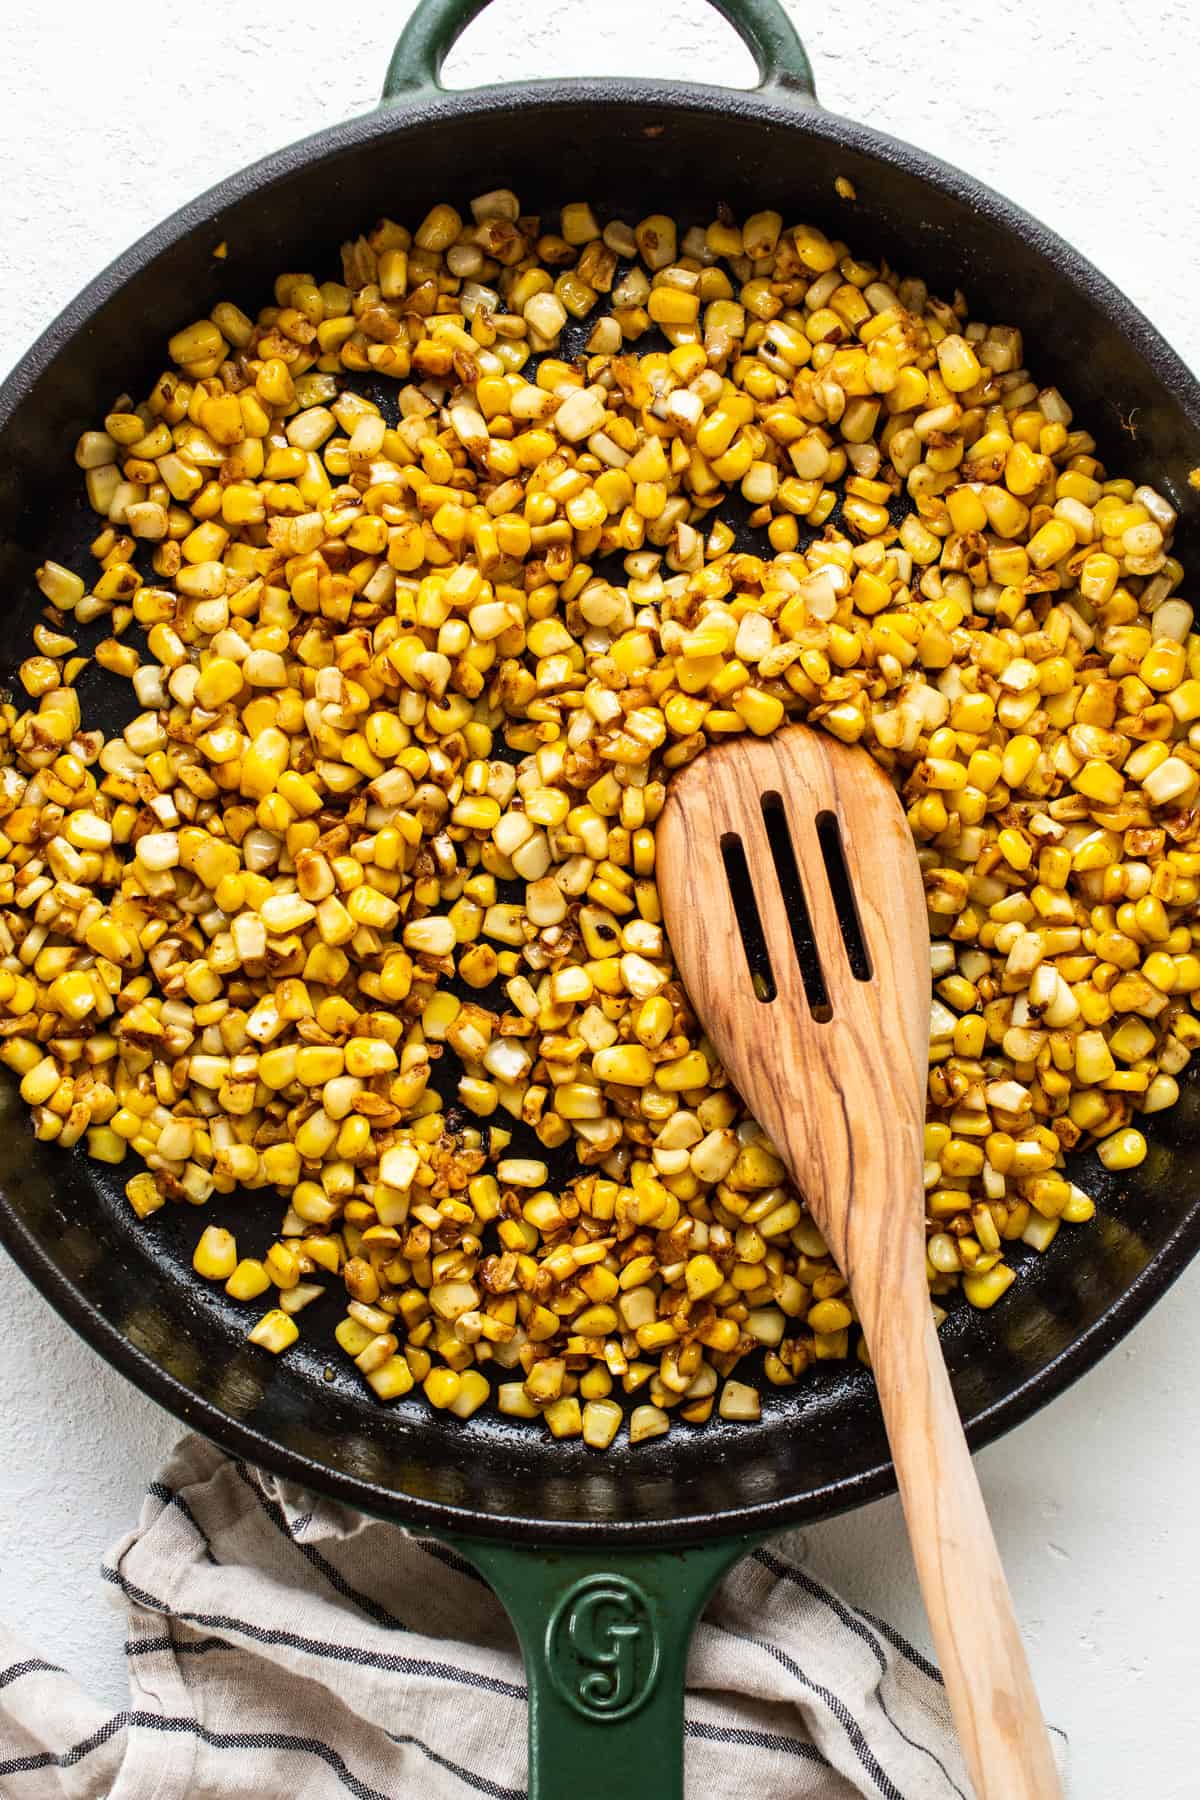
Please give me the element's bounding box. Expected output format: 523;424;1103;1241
382;0;816;101
444;1534;755;1800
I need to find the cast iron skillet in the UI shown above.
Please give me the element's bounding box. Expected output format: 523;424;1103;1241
1;1;1198;1792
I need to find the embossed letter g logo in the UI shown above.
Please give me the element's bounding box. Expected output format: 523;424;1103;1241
546;1575;661;1722
569;1584;641;1712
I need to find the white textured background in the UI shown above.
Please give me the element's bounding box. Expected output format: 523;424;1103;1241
0;2;1197;1794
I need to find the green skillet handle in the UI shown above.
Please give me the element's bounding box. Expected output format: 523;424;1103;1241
448;1534;756;1800
382;0;817;102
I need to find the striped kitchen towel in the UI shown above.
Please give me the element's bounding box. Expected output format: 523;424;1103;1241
0;1434;1066;1798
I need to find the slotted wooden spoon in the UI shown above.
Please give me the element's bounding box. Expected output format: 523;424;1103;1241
658;723;1063;1800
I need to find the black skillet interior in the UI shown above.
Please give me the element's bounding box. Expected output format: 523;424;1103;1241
1;84;1199;1542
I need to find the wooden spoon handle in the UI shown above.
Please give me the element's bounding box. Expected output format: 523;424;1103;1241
867;1307;1064;1799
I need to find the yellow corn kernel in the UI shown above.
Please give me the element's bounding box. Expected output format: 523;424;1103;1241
544;1396;583;1439
962;1265;1016;1309
1096;1128;1146;1171
86;1126;127;1164
368;1356;416;1402
582;1399;623;1449
654;1050;709;1091
125;1172;164;1219
592;1045;654;1086
449;1369;490;1419
226;1257;272;1301
247;1309;300;1353
424;1367;462;1409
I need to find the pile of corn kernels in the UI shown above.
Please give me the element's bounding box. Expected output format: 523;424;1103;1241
2;189;1197;1450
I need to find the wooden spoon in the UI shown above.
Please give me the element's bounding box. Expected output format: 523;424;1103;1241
657;723;1062;1800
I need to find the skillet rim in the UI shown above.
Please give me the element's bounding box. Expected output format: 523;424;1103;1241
4;77;1200;439
1;75;1199;1543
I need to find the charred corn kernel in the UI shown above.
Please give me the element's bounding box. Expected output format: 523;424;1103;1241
125;1172;164;1219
